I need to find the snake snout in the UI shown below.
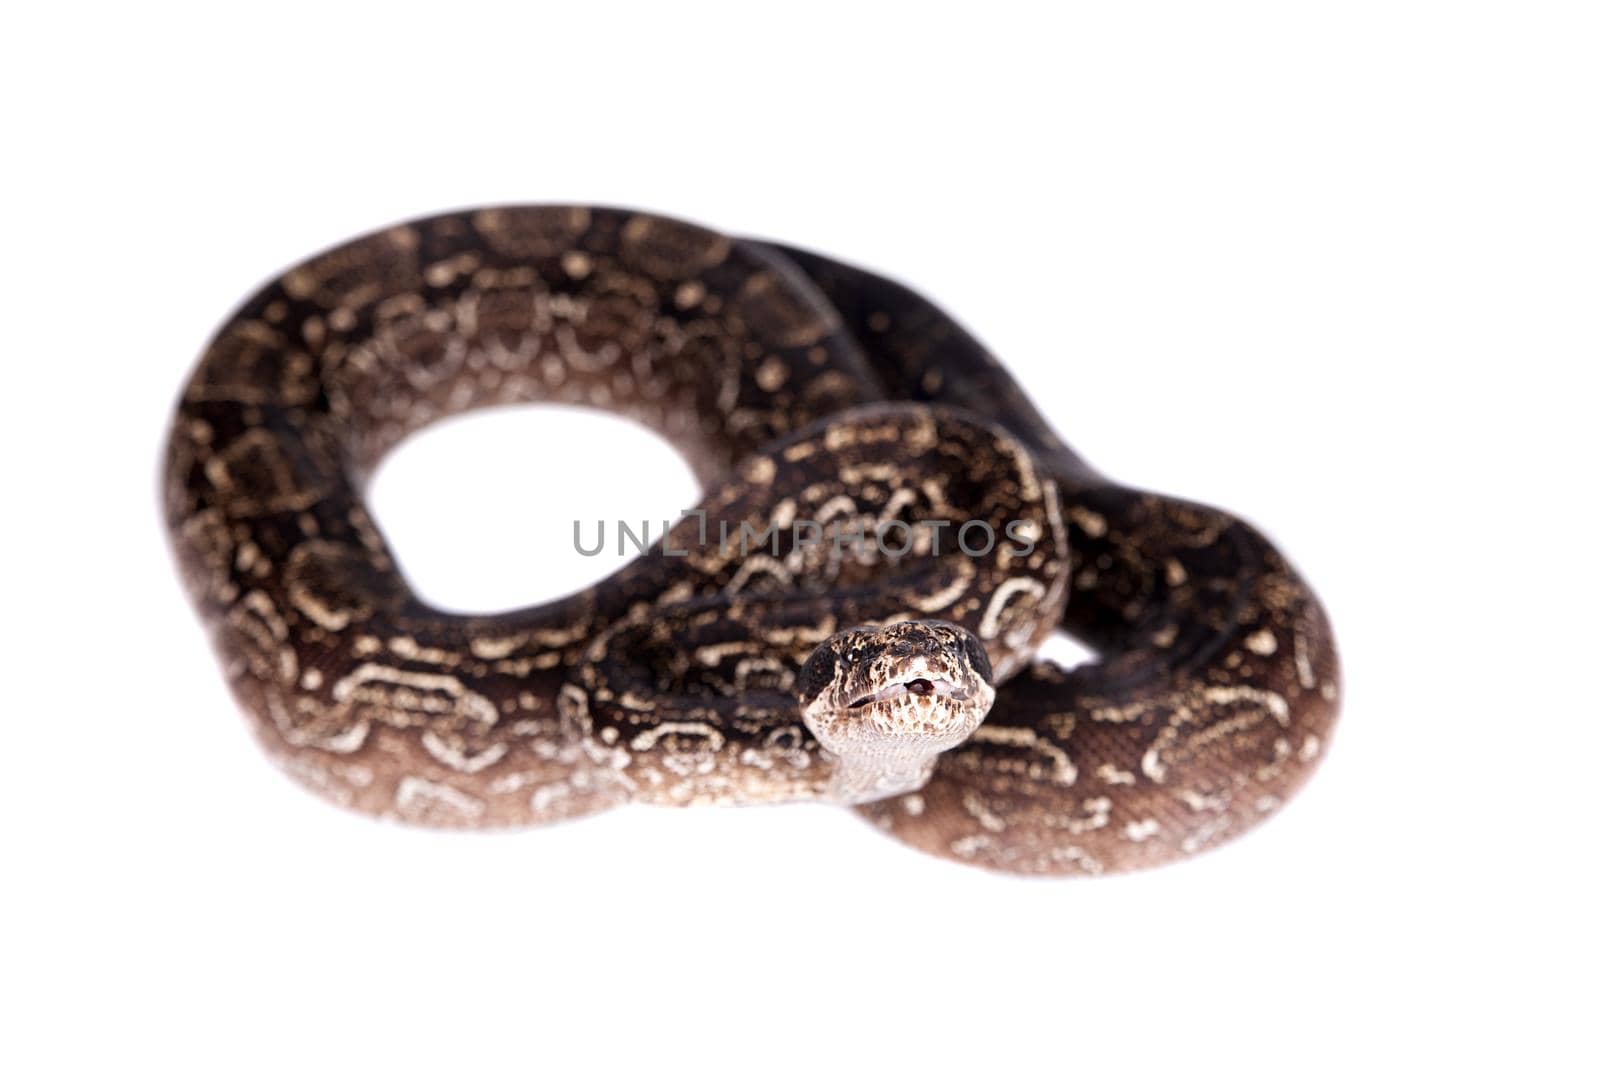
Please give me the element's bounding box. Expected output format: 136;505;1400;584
846;673;968;710
798;619;999;769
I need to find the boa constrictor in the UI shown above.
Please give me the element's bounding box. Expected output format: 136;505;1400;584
164;206;1340;875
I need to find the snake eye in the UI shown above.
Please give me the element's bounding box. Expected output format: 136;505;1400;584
797;644;840;704
960;631;994;685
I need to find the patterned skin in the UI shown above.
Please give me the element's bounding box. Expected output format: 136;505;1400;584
164;206;1338;874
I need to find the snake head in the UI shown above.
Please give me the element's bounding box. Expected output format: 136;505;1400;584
798;621;996;801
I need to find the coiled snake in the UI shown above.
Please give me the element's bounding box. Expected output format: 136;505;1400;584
164;206;1339;875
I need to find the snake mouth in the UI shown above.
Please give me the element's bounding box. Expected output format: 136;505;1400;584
846;677;970;710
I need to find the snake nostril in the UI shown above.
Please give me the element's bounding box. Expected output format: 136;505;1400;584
906;678;935;697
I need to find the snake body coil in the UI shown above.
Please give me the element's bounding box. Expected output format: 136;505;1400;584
164;206;1339;875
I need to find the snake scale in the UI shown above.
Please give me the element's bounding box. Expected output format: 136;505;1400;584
164;206;1340;875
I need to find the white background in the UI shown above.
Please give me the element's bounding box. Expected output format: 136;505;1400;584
4;3;1595;1064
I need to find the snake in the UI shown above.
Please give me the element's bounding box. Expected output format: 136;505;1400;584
163;205;1340;875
